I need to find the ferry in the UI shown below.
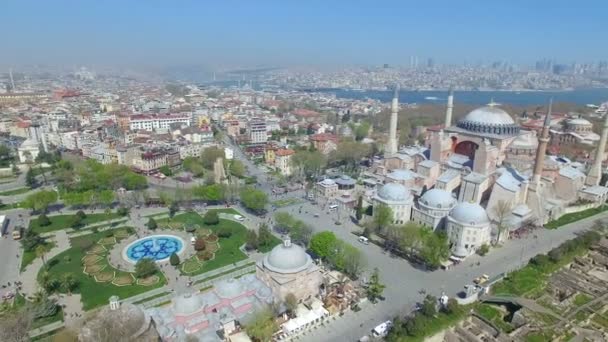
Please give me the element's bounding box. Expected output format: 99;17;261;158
424;96;439;100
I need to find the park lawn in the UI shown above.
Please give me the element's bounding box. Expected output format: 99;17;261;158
573;293;592;306
21;240;56;272
545;205;608;229
167;211;250;276
272;198;301;208
0;187;32;196
30;213;122;234
40;228;166;311
210;208;241;215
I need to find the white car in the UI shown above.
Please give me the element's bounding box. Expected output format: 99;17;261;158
372;320;393;338
233;215;245;221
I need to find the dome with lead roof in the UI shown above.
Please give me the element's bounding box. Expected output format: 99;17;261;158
264;240;312;274
419;189;456;209
456;104;519;136
377;183;410;202
449;202;489;226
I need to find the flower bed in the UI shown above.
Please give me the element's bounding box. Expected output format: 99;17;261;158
182;257;202;274
205;242;219;253
94;271;114;282
204;234;218;243
114;230;131;239
113;273;135;286
82;254;103;266
83;264;106;275
98;237;117;245
196;228;212;237
137;275;160;286
86;245;106;255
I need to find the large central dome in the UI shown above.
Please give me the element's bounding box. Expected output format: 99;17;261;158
457;104;520;136
264;240;312;274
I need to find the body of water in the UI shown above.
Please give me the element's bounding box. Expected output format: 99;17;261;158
316;88;608;107
200;80;607;106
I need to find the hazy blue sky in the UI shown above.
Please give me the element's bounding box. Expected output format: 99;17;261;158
1;0;606;67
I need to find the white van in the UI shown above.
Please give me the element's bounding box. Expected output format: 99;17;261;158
372;320;392;337
358;236;369;245
328;204;338;211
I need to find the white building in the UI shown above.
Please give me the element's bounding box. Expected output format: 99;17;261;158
412;189;457;231
446;202;491;258
373;183;413;224
129;114;191;131
248;119;267;144
17;138;40;163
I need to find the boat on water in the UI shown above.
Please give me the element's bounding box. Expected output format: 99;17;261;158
424;96;439;100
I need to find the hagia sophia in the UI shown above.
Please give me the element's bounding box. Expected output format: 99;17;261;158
369;87;608;259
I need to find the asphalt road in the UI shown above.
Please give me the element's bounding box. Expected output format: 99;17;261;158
0;209;30;293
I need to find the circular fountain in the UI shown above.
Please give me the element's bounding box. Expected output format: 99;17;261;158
122;235;185;263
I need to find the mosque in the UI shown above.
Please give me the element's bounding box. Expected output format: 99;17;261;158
372;87;608;258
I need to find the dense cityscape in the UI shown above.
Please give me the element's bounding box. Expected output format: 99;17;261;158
2;2;608;342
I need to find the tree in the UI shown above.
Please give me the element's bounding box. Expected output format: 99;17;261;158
258;223;273;249
240;186;268;212
229;160;246;178
36;244;48;268
217;226;232;238
21;230;44;252
309;231;338;259
169;201;179;218
169;252;180;266
245;307;278;342
194;238;206;251
203;210;219;225
134;258;158;278
477;244;490;256
11;163;19;175
492;200;511;244
274;212;295;233
291;150;327;180
419;232;450;269
420;295;437;317
147;217;157;230
354;121;371;141
116;206;130;216
159;165;173;177
355;196;363;221
0;309;33;342
366;268;386;303
443;298;460;315
76;210;87;220
193;184;225;203
200;147;225;169
23;190;58;212
374;204;393;232
405;314;428;337
26;167;36;188
59;273;78;295
284;293;298;315
246;230;259;250
38;213;51;226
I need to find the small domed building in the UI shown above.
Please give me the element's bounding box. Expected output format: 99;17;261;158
411;188;457;231
446;202;491;258
256;239;323;302
373;182;414;224
504;130;539;172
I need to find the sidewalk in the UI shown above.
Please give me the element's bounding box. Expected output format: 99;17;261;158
19;230;71;295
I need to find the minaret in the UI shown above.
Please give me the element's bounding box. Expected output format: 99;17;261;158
386;85;399;157
444;88;454;127
532;99;552;184
586;110;608;186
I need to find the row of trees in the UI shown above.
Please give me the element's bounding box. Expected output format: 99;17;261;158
273;212;313;246
55;159;147;193
245;224;275;252
308;231;366;278
387;295;461;340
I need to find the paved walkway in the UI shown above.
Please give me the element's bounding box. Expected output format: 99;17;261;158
57;293;84;330
19;230;71;296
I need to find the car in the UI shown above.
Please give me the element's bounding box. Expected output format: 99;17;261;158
233;214;245;221
371;320;393;338
473;274;490;285
358;236;369;245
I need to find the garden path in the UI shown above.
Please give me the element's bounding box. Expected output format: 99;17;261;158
19;230;71;296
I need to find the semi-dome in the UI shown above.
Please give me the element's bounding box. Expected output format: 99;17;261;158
456;104;520;136
449;202;489;226
377;183;410;202
419;189;456;209
264;240;312;274
173;293;202;316
387;169;416;181
567;118;592;126
508;131;538;150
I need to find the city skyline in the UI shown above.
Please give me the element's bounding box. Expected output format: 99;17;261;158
1;0;607;68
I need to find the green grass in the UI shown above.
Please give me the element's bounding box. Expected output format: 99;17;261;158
0;187;31;196
492;242;592;297
30;213;122;234
193;262;256;285
21;240;56;271
475;304;514;333
210;208;241;215
31;307;64;329
161;211;250;276
525;332;554;342
40;228;166;311
390;306;471;342
65;219;129;235
573;293;592;306
591;313;608;328
546;205;608;229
